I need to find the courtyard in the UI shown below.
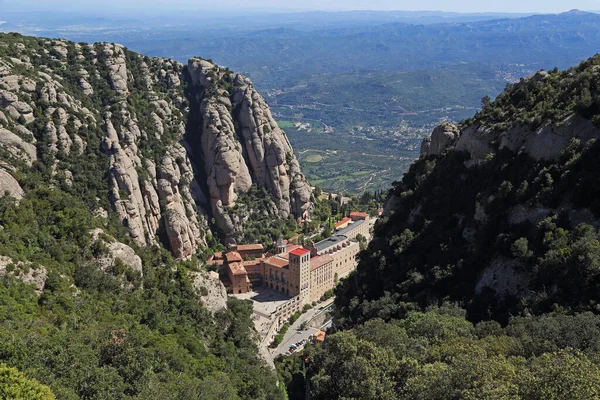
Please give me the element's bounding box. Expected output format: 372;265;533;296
231;286;293;341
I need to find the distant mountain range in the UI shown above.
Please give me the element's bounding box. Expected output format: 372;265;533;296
3;9;600;193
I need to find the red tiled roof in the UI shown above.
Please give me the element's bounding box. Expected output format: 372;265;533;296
243;260;261;267
314;330;326;342
310;255;334;271
335;217;351;228
350;211;369;219
285;244;302;253
225;252;243;262
228;262;248;276
237;244;264;251
264;256;289;268
290;248;310;257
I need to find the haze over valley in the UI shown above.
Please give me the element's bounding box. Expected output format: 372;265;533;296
5;7;600;192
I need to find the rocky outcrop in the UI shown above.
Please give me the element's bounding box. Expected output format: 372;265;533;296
90;229;143;275
186;58;312;237
475;257;529;299
0;128;37;166
156;144;205;259
100;44;129;95
0;168;24;201
191;271;228;313
421;114;600;164
420;122;460;157
0;256;47;295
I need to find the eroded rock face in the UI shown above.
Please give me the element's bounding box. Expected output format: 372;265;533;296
0;168;24;201
0;256;47;295
0;37;311;259
421;114;600;164
186;59;312;237
157;144;205;258
191;271;228;313
0;128;37;166
420;122;460;157
475;257;529;299
90;229;143;275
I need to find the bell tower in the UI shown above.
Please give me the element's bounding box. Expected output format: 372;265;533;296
289;248;311;305
276;237;286;254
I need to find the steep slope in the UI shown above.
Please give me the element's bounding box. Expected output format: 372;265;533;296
0;33;311;259
336;54;600;326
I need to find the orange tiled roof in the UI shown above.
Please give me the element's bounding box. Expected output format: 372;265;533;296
237;244;264;251
314;330;326;342
228;262;248;276
243;259;261;267
335;217;352;228
310;254;334;271
225;252;243;263
350;211;369;219
285;244;302;254
264;256;289;268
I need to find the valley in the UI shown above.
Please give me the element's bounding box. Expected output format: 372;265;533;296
5;10;600;193
2;5;600;400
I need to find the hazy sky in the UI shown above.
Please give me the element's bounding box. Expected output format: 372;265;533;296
0;0;597;13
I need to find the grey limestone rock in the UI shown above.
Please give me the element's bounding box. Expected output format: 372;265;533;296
0;128;37;165
90;229;143;275
420;122;460;157
0;168;24;201
191;271;228;313
0;255;48;295
186;58;312;237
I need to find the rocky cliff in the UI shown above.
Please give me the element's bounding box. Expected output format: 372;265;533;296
0;33;311;259
420;68;600;162
185;58;311;238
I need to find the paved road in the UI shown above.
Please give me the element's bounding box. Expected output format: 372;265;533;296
271;298;334;359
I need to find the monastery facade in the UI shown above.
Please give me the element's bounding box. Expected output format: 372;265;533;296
210;212;371;306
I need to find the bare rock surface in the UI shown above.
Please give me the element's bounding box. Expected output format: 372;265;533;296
90;229;143;275
420;122;460;156
187;58;312;237
0;37;311;259
191;271;228;313
0;255;47;295
0;168;24;201
0;128;37;165
475;257;529;299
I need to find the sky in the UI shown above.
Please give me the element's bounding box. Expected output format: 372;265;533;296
0;0;597;14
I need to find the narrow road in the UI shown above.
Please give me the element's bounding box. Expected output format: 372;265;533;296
271;298;334;359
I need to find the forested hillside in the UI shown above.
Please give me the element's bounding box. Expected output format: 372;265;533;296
278;55;600;399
